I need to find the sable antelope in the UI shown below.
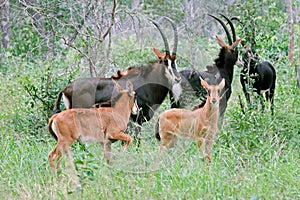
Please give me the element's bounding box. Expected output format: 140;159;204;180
175;14;241;124
155;78;225;162
239;44;276;114
178;68;220;109
53;19;181;145
231;18;276;115
48;80;136;170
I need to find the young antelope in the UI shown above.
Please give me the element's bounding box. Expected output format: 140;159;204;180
155;78;225;162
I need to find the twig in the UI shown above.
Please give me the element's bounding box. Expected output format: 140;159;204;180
100;0;117;42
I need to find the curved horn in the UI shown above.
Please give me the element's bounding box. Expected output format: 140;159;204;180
150;19;170;56
230;17;256;47
219;14;236;42
164;17;178;56
250;18;256;47
230;17;246;46
208;14;233;45
230;16;243;25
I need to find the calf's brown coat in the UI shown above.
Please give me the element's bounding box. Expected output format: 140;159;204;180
155;78;225;162
48;80;136;169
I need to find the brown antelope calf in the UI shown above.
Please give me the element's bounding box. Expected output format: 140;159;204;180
48;80;136;170
155;78;225;162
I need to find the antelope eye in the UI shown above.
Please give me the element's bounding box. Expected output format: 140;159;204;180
208;89;211;95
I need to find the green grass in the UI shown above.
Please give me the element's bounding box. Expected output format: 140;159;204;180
1;58;299;199
0;130;299;199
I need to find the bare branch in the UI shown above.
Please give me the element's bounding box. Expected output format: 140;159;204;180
48;23;96;76
100;0;117;42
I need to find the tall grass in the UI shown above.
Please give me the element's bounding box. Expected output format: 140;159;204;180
1;62;299;199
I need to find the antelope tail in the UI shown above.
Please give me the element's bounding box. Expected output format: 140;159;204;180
48;115;58;141
53;91;63;114
154;118;161;141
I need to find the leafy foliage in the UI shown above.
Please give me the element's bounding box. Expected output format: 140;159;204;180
230;0;287;60
10;59;78;136
0;0;299;199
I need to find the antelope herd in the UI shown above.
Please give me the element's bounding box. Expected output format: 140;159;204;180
48;14;276;172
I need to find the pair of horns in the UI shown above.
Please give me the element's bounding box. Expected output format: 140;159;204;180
208;14;237;45
150;17;178;56
230;16;256;47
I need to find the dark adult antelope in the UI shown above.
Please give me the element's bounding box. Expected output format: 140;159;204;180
53;19;181;145
240;44;276;115
176;14;241;123
155;78;225;162
48;80;136;170
230;17;276;115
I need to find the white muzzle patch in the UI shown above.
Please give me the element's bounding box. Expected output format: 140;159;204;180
172;83;182;102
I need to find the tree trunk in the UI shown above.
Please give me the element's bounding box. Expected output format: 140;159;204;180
0;0;10;61
286;0;294;65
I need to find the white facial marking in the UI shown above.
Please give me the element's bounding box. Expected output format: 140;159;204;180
167;59;176;81
172;83;182;101
167;59;172;71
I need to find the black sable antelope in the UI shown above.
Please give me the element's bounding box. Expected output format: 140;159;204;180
240;40;276;115
176;14;241;124
53;19;181;145
230;17;276;115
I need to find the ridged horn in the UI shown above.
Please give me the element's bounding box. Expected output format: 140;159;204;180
230;17;249;47
150;19;170;56
208;14;233;45
219;14;236;42
164;16;178;56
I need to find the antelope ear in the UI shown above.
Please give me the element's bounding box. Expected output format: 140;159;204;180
200;77;209;90
111;70;123;79
112;80;123;91
219;78;225;90
216;36;227;48
230;37;242;49
153;47;166;60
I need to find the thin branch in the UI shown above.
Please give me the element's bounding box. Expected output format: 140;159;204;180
100;0;117;42
49;23;96;72
19;0;104;43
0;0;8;7
67;0;93;44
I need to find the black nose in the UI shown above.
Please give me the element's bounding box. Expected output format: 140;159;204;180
212;98;217;104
